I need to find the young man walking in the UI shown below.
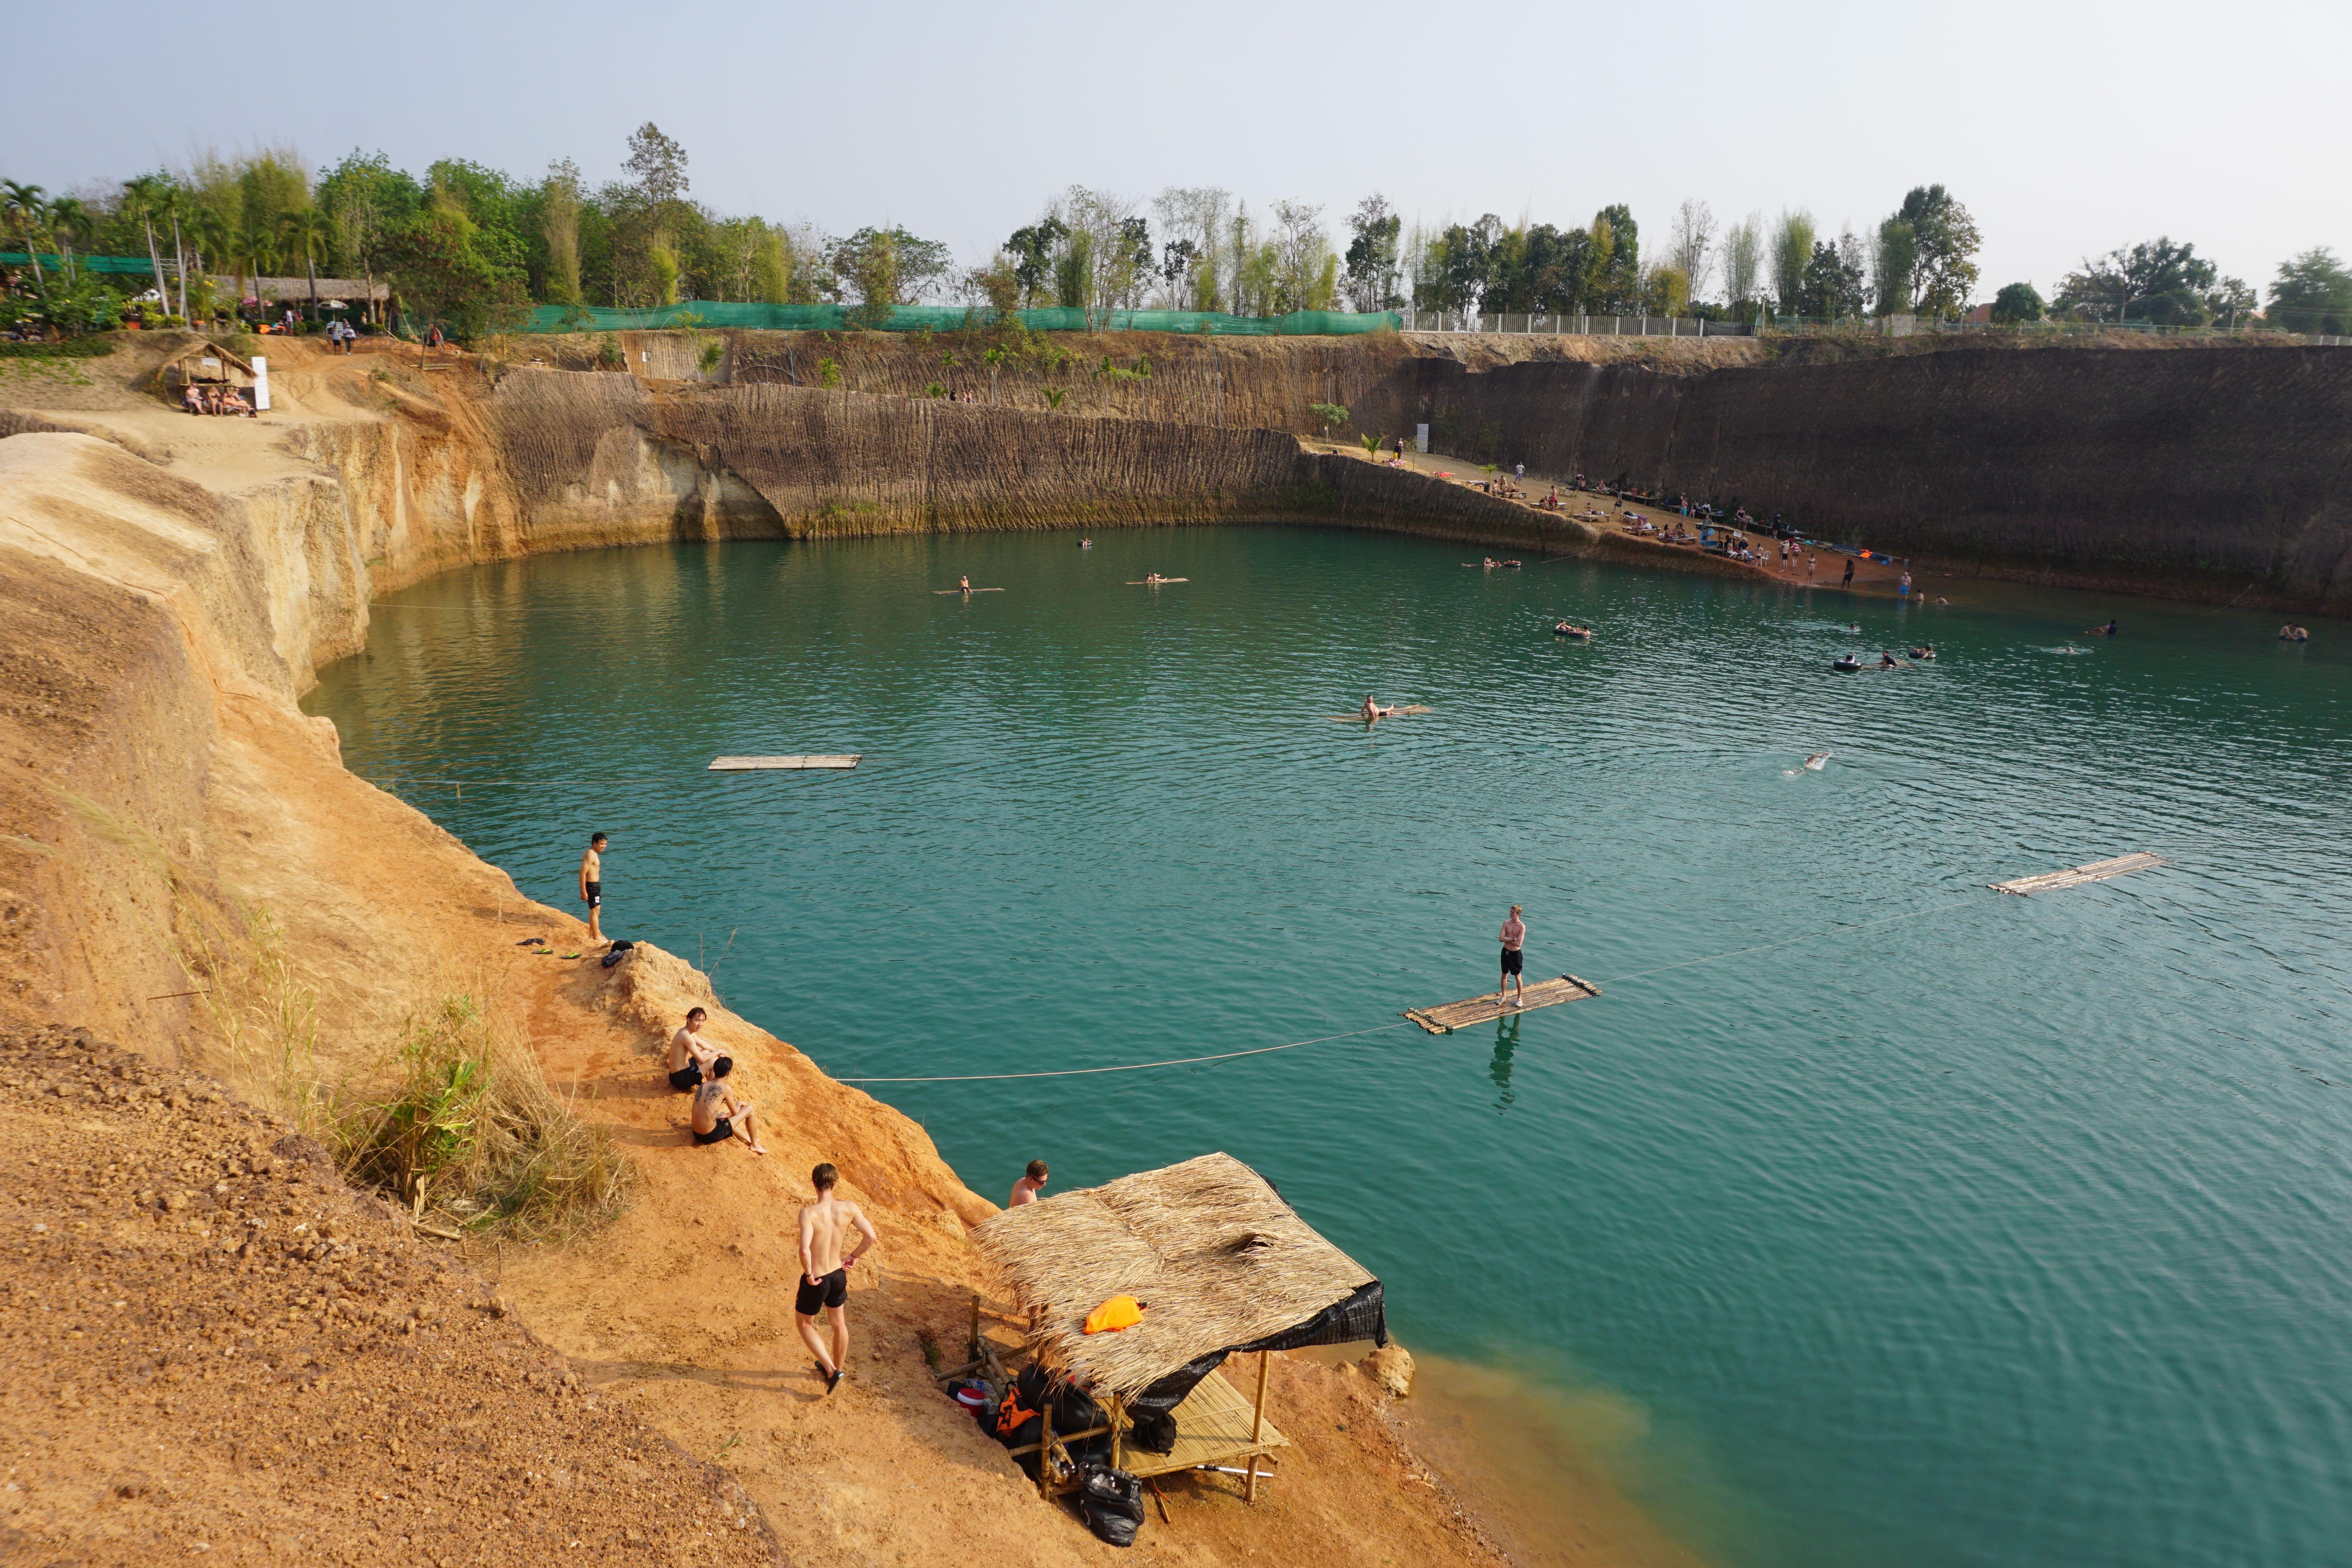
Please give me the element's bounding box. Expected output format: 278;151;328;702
1498;904;1528;1009
579;832;607;945
797;1164;878;1394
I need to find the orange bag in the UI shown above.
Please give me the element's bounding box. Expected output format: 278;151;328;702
1083;1295;1145;1334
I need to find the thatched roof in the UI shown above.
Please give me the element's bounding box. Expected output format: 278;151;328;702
971;1152;1377;1397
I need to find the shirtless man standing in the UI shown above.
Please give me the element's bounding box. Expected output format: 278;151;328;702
1499;904;1528;1009
579;832;608;946
667;1007;717;1092
690;1058;768;1156
797;1163;878;1394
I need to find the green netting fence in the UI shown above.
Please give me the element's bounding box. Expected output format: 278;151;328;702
521;301;1401;336
2;252;162;275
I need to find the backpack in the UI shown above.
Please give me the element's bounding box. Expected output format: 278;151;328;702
1076;1464;1146;1548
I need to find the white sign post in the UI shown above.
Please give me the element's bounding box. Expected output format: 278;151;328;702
1415;423;1429;454
251;356;271;412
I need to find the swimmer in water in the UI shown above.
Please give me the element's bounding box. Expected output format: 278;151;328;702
2088;619;2118;637
1361;695;1398;721
1846;623;1862;634
1483;557;1499;570
1910;643;1935;659
1080;539;1093;548
1804;751;1830;770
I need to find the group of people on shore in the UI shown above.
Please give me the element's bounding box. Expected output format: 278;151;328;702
181;381;254;417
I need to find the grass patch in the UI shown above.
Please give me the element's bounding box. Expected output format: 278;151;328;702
330;996;635;1243
0;337;113;359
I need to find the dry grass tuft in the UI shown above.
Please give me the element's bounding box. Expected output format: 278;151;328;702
330;996;635;1243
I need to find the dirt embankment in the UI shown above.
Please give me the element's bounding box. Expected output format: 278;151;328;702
0;341;1627;1566
504;324;2352;610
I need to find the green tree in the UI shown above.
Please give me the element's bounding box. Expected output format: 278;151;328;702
1873;217;1917;314
120;176;171;306
230;211;278;321
278;207;335;318
835;229;901;328
45;196;94;283
2265;249;2351;333
2055;237;2239;326
1990;281;2045;323
4;182;50;296
1589;204;1641;311
318;151;423;323
387;197;530;339
1795;239;1868;320
539;160;584;305
1770;209;1815;315
1890;185;1981;317
1343;194;1403;311
1719;212;1766;317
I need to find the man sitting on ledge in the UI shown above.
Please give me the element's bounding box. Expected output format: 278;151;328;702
691;1056;768;1155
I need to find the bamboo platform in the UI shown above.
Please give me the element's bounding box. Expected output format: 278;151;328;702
1990;852;2164;895
707;755;861;771
1113;1366;1288;1483
1406;974;1602;1034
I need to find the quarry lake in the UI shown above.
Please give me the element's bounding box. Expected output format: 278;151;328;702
308;526;2352;1568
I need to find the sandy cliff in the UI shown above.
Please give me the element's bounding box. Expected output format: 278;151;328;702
0;339;1657;1565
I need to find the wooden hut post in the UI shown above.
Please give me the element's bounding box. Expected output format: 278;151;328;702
1038;1399;1054;1500
1110;1393;1124;1472
1245;1349;1270;1502
969;1291;981;1360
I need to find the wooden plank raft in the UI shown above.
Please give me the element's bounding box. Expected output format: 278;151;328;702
708;755;861;771
1990;852;2164;895
1406;974;1602;1034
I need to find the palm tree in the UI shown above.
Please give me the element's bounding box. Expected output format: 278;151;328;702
159;187;190;322
231;213;276;327
121;177;169;317
45;197;92;285
187;209;231;326
276;208;334;323
2;181;49;297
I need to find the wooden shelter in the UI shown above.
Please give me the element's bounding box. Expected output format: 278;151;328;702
969;1152;1385;1501
158;341;256;394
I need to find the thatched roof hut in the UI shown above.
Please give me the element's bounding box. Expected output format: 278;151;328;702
973;1151;1385;1406
158;340;255;391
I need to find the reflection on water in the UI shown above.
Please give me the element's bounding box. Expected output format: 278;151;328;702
1490;1015;1520;1109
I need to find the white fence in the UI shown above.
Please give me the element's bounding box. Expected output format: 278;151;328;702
1397;309;1756;338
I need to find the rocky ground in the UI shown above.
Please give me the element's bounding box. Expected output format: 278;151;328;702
0;1022;780;1567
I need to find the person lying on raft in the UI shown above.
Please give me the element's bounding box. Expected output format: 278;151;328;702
667;1006;718;1091
2088;619;2118;637
1482;557;1499;570
1143;572;1167;584
1554;621;1592;637
691;1057;768;1156
1879;652;1900;668
1361;695;1399;720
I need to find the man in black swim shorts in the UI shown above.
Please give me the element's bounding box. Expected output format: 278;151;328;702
579;832;608;946
797;1163;878;1394
667;1007;715;1091
689;1058;767;1155
1499;904;1527;1009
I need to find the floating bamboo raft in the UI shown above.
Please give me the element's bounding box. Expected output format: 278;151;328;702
1326;705;1434;721
708;755;862;771
933;586;1006;594
1125;577;1191;584
1990;852;2164;895
1406;974;1602;1034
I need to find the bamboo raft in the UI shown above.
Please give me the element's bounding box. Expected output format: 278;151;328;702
934;586;1006;594
1406;974;1602;1034
1990;852;2164;895
708;755;862;771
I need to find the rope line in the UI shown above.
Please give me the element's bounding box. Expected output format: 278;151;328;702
831;1021;1414;1084
830;889;2018;1085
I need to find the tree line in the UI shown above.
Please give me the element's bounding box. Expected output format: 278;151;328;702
3;131;2348;338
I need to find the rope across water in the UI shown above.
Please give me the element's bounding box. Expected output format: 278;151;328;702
829;890;2004;1085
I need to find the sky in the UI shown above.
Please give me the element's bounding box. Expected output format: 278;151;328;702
5;0;2347;304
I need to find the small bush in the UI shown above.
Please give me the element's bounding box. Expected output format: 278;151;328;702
0;337;112;359
332;997;634;1243
697;338;725;375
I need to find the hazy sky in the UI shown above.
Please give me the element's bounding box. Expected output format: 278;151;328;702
7;0;2346;302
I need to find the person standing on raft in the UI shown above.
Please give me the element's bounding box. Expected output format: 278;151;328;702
1499;905;1528;1009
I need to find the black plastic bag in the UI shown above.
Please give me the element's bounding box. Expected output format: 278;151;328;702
1077;1464;1145;1548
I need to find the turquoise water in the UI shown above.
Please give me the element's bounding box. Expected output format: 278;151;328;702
307;528;2352;1568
